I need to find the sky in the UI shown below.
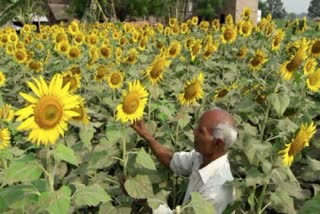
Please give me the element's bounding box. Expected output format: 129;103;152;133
280;0;311;14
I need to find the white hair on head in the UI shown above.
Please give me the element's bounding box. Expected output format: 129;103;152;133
212;123;237;151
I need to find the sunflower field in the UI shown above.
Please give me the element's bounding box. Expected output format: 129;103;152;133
0;7;320;213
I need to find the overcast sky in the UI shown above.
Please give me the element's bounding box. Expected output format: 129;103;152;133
281;0;311;14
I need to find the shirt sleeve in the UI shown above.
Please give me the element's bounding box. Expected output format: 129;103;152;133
169;150;197;176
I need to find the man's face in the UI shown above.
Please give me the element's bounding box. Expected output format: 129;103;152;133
193;117;216;155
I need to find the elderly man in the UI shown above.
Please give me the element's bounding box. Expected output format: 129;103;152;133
131;108;237;214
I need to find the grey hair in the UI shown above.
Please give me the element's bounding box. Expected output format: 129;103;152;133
212;123;238;151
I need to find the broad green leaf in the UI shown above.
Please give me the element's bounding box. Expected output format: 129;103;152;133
307;156;320;171
298;193;320;214
99;202;131;214
242;135;272;166
124;175;154;199
105;122;122;144
73;183;111;207
53;144;78;166
39;186;71;214
245;167;268;186
147;189;170;209
186;192;215;214
177;112;191;129
136;148;156;170
270;190;295;214
267;93;290;116
5;157;42;183
79;126;95;150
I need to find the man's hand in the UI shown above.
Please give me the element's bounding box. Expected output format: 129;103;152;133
131;120;152;140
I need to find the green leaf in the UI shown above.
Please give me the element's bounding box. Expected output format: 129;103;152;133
177;112;191;129
124;175;154;199
187;192;215;214
5;157;42;183
73;183;111;207
105;122;122;144
79;126;95;150
147;189;170;209
270;190;295;214
299;193;320;214
243;135;272;166
245;167;268;186
267;93;290;116
99;202;131;214
136;148;156;170
53;144;78;166
39;186;71;214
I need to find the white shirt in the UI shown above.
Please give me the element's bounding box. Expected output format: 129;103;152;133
169;150;234;214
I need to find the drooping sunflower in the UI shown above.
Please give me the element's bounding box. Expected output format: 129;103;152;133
190;40;202;61
116;80;148;123
68;20;79;35
236;46;247;59
125;48;139;64
213;83;237;100
181;23;189;34
94;65;109;83
226;14;234;26
278;122;316;167
178;72;204;106
249;49;268;71
221;25;237;44
199;21;210;32
271;29;285;51
239;21;252;37
71;98;90;125
202;42;219;60
0;104;15;122
144;55;171;84
28;60;43;73
15;75;81;146
212;19;220;31
107;71;124;89
0;71;6;87
169;18;178;27
242;7;251;20
0;128;10;150
310;39;320;57
61;71;81;93
306;69;320;92
304;57;317;75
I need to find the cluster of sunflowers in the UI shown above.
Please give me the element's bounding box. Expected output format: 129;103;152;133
0;6;319;169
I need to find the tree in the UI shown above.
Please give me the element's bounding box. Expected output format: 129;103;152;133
194;0;224;20
266;0;287;19
258;0;268;18
308;0;320;18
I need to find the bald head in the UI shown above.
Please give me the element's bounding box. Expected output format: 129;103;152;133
199;108;236;132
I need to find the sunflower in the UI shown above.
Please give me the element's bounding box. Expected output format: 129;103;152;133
71;98;90;125
28;60;43;73
236;46;247;59
14;49;28;64
68;20;79;35
280;47;307;80
53;31;68;44
156;23;164;33
213;83;237;100
167;40;181;58
119;36;127;46
55;41;70;55
306;69;320;92
86;33;99;46
89;46;99;63
125;48;139;64
212;19;220;31
116;80;148;123
264;23;275;37
67;46;81;60
0;128;10;150
271;29;285;51
190;40;202;61
107;71;124;89
74;32;85;45
171;25;180;35
15;75;81;146
68;65;81;75
94;65;109;83
191;16;198;26
144;55;171;84
249;49;268;71
199;21;210;32
0;104;14;122
62;71;81;93
164;27;171;36
178;72;204;106
202;42;219;60
242;7;251;20
112;30;121;40
8;32;19;44
310;39;320;57
138;37;148;51
169;18;178;27
239;21;252;37
304;57;317;75
0;71;6;87
279;122;316;167
181;23;189;34
221;25;237;44
226;14;234;26
99;45;112;60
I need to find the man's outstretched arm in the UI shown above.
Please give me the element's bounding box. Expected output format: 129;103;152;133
131;120;173;168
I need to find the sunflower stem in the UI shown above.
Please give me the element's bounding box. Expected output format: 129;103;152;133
175;122;179;144
122;133;127;176
46;147;55;192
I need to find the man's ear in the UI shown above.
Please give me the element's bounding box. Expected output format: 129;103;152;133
215;138;224;148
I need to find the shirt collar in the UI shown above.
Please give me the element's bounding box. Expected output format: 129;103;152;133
198;153;229;184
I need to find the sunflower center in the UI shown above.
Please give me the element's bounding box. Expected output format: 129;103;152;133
251;55;263;66
29;61;41;70
312;41;320;54
224;29;232;41
218;89;229;98
56;33;66;43
60;44;68;52
150;61;164;78
288;138;304;156
69;48;79;58
169;47;177;56
184;82;200;99
34;96;63;129
96;67;107;79
122;93;140;114
242;25;249;34
111;73;121;85
16;51;25;61
101;47;110;57
76;35;83;43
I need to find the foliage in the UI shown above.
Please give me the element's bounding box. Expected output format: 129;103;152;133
195;0;224;20
258;0;268;18
308;0;320;18
266;0;287;19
